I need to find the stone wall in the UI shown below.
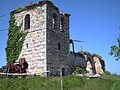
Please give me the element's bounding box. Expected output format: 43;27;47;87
69;52;87;68
14;3;47;75
75;51;105;74
93;54;104;74
46;3;70;76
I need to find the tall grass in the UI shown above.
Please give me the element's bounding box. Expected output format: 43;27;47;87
0;74;119;90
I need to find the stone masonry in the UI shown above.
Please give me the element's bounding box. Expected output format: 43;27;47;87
13;1;70;76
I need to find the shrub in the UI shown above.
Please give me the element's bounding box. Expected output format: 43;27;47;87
72;67;87;74
105;70;111;75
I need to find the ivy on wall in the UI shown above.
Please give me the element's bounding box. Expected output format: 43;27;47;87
6;12;26;63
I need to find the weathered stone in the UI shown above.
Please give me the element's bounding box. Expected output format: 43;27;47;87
93;54;104;74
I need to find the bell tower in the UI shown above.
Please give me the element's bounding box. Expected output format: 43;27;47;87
12;0;70;76
46;1;70;75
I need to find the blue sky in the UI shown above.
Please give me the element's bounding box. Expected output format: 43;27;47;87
0;0;120;74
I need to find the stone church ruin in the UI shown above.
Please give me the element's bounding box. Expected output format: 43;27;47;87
5;0;105;76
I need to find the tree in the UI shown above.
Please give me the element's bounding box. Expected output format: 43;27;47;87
109;33;120;60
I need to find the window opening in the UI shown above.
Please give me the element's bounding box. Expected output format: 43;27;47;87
58;42;61;50
26;43;29;48
24;14;30;30
60;17;64;32
53;13;57;30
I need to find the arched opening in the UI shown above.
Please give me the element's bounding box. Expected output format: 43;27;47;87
69;39;75;53
24;14;30;30
52;13;57;30
60;17;64;32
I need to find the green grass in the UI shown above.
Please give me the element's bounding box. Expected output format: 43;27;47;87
113;81;120;90
0;74;120;90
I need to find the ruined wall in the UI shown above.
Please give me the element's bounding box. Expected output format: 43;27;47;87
93;55;104;74
86;61;92;72
76;51;105;74
69;53;86;69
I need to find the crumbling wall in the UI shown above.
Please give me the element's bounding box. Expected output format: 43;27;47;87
70;51;105;74
93;54;105;74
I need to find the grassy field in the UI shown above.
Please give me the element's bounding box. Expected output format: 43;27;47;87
0;74;120;90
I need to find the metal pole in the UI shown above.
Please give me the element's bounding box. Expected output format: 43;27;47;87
60;68;63;90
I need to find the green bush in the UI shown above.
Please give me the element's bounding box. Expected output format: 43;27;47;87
105;70;111;75
17;6;22;11
72;67;87;74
